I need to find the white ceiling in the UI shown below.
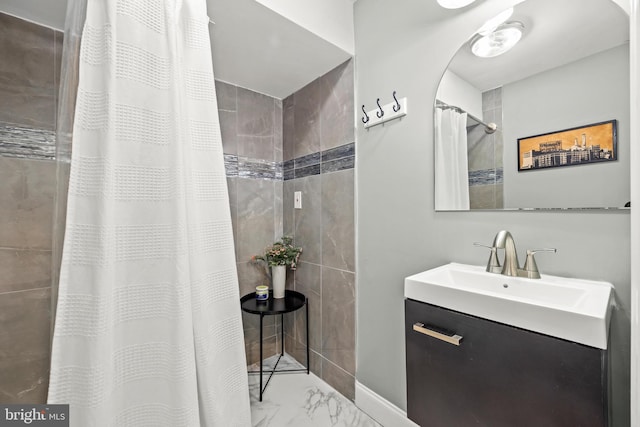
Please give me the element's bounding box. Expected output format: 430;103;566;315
0;0;352;99
447;0;629;92
0;0;628;98
208;0;351;98
255;0;355;54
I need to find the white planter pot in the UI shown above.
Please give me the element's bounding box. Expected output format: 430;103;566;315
272;265;286;299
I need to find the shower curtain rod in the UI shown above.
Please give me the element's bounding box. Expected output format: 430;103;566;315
435;100;497;134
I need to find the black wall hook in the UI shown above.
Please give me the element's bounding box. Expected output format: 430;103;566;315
376;98;384;118
392;91;401;112
362;105;370;124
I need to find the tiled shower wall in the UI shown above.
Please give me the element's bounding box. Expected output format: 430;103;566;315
215;80;286;365
217;58;356;401
0;11;355;404
281;60;357;400
0;13;62;403
468;87;504;209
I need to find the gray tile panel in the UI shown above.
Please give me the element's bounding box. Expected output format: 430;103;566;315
214;80;237;111
284;168;295;181
283;142;356;181
294;164;321;179
321;156;354;174
274;179;283;237
294;152;321;169
274;164;284;181
236;86;274;138
469;184;497;209
224;154;238;177
235;179;276;263
319;59;355;151
218;110;238;155
238;157;278;180
468;167;504;186
321;142;355;162
321;267;355;376
0;157;55;250
226;178;238;259
294;262;322;350
282;95;295;161
293;175;321;264
0;124;55;160
283;180;295;237
222;156;286;181
321;350;355;401
321;169;355;271
0;288;51;404
237;135;274;162
0;248;51;293
224;142;355;182
293;79;321;158
0;13;57;130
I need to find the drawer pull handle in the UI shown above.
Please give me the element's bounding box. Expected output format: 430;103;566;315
413;322;463;346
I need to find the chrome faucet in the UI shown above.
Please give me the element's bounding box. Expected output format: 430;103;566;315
492;230;520;277
475;230;556;279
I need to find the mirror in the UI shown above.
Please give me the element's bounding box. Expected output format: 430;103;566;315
434;0;630;211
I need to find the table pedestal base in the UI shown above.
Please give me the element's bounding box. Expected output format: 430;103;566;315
245;299;310;402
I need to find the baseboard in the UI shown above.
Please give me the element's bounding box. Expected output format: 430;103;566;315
355;381;419;427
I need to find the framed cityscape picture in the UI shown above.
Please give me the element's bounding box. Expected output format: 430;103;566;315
517;120;617;172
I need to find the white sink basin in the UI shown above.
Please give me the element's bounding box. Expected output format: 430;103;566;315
404;263;614;349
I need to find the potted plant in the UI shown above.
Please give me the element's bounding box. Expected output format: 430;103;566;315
252;236;302;298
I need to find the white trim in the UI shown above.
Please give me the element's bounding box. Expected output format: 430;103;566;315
631;0;639;424
355;381;419;427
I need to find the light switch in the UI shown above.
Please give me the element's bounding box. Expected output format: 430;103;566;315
294;191;302;209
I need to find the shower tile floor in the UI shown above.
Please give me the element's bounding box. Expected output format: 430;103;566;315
248;354;382;427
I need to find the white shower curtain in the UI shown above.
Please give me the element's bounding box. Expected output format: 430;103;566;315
48;1;251;425
435;107;470;210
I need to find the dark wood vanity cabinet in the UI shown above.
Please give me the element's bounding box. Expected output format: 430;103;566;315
405;298;608;427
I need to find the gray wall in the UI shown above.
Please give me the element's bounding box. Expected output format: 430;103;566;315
282;59;357;400
503;44;630;208
354;1;630;426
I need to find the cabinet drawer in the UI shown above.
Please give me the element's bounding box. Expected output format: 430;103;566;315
405;298;607;427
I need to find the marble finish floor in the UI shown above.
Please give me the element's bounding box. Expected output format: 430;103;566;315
248;354;382;427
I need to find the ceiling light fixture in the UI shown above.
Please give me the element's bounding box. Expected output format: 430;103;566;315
436;0;477;9
476;8;514;36
471;22;524;58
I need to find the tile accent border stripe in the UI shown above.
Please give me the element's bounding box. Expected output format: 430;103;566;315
224;154;283;181
0;123;55;160
225;142;355;181
0;124;354;181
284;142;355;180
469;167;503;187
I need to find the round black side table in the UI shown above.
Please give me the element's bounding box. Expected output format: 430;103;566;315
240;289;309;401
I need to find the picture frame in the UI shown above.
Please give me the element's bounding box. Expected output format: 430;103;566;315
517;120;617;172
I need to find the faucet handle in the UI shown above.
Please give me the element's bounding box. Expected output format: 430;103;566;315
522;248;557;279
473;242;502;274
473;242;492;249
527;248;557;255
